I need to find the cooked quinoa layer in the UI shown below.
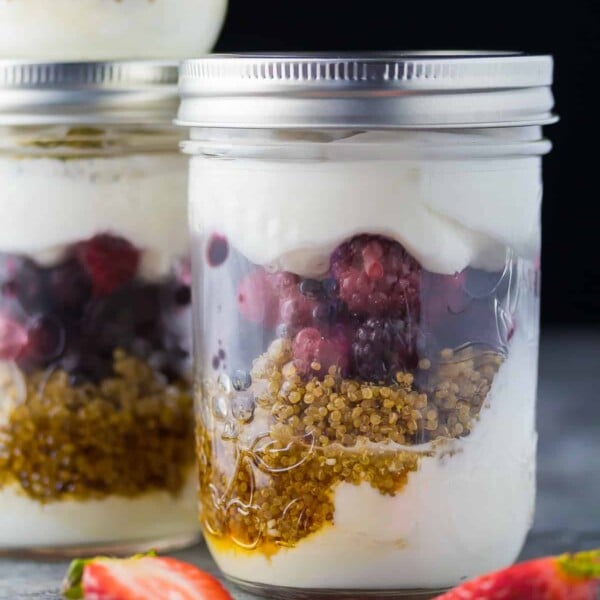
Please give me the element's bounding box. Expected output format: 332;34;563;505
0;350;194;502
197;338;503;553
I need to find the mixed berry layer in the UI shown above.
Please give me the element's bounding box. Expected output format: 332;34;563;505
0;233;194;502
198;233;516;553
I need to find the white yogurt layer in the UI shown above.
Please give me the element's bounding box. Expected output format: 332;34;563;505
208;328;538;589
0;471;198;550
0;0;227;60
189;131;543;277
0;153;188;280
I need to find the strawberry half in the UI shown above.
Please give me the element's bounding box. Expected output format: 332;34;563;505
435;550;600;600
62;553;232;600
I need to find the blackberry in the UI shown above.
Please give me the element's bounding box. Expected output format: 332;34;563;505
11;259;50;314
173;285;191;306
299;278;323;299
330;235;421;318
312;298;347;325
352;317;417;383
322;278;339;298
48;259;92;313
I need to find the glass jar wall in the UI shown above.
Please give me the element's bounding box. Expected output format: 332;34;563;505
178;52;556;599
0;124;197;551
185;126;548;595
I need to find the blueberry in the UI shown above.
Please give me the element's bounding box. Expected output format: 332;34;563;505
313;302;333;324
206;234;229;267
299;279;323;299
231;369;252;391
313;299;347;324
322;278;339;298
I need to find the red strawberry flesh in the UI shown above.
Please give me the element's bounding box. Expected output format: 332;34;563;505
435;550;600;600
62;554;232;600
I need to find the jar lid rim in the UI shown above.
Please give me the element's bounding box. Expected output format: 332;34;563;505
0;60;179;125
177;52;558;129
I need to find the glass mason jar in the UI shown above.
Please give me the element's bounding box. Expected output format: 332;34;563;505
0;61;197;555
178;54;557;597
0;0;227;60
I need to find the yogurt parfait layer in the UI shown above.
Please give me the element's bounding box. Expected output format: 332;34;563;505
195;241;538;590
189;128;545;592
178;54;556;597
0;66;197;554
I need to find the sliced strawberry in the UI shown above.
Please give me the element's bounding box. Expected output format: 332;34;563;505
435;550;600;600
62;553;232;600
77;233;141;297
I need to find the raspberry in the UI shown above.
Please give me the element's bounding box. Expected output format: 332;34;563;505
237;269;280;327
0;313;28;360
237;270;316;332
78;234;140;296
277;275;316;333
311;298;347;326
330;235;421;318
351;317;417;383
293;327;350;377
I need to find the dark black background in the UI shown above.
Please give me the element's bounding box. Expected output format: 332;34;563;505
213;0;599;326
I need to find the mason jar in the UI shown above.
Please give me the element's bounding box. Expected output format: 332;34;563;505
177;53;557;597
0;0;227;60
0;61;197;555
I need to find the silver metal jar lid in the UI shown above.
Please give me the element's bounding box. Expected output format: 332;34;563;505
0;60;179;125
177;52;557;129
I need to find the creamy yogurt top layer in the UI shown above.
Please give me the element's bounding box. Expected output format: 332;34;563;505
0;0;227;60
190;130;543;276
0;153;188;280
